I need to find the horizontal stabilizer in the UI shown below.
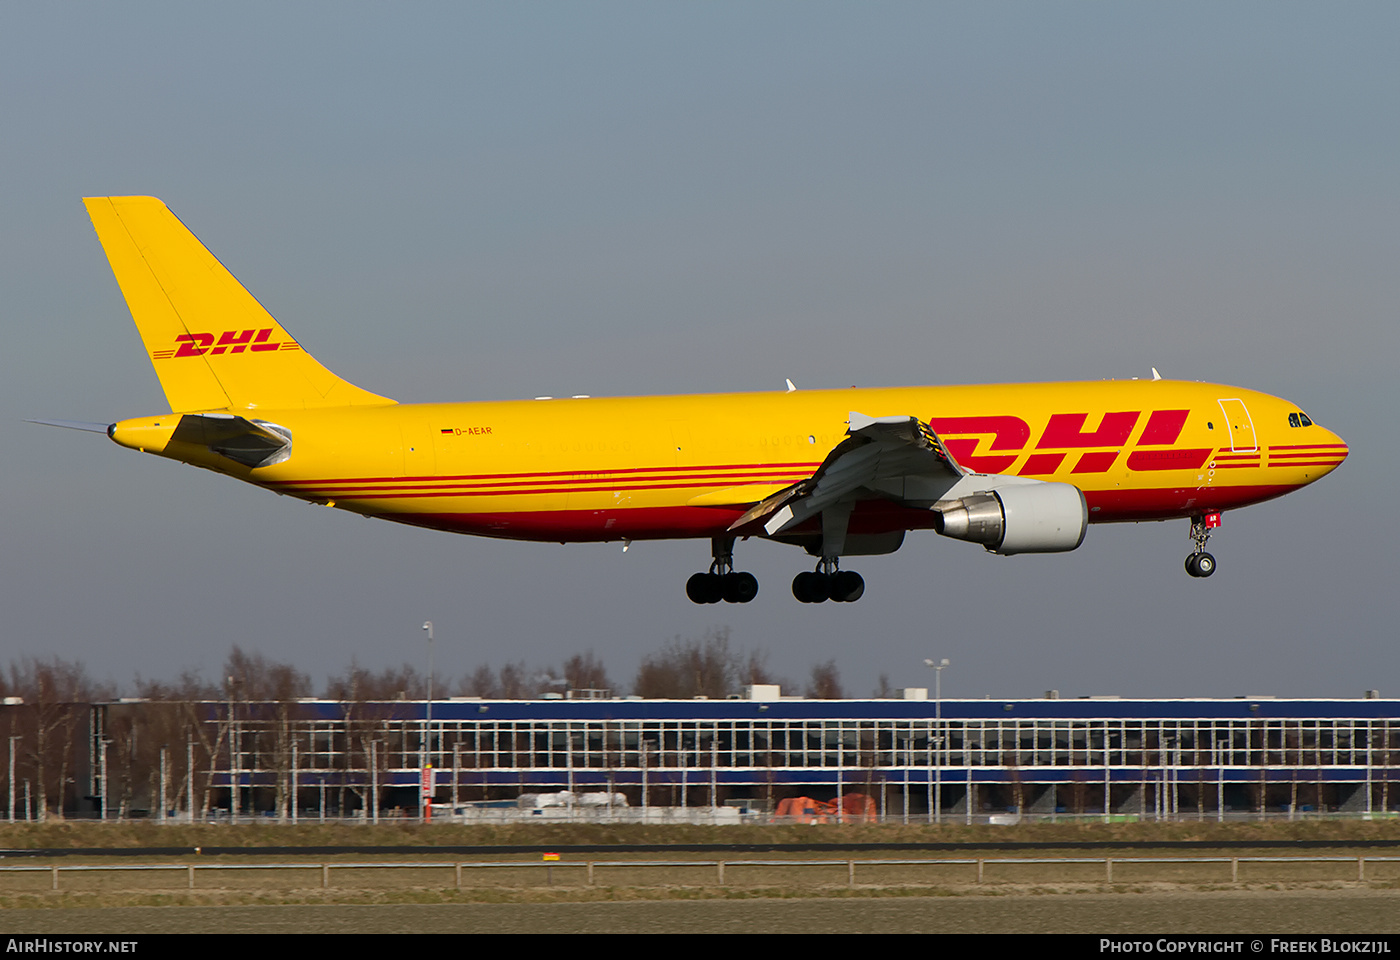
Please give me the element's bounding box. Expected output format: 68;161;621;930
170;414;292;468
109;412;292;468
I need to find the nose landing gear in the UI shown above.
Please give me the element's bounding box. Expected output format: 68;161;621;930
1185;512;1220;578
686;537;759;604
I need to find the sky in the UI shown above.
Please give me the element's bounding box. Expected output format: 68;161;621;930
2;2;1397;701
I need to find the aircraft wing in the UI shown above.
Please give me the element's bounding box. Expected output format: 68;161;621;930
730;411;964;536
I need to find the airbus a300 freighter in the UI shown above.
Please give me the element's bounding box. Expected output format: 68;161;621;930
36;197;1348;604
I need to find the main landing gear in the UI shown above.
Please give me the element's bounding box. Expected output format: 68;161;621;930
1185;512;1220;578
792;557;865;604
686;537;759;604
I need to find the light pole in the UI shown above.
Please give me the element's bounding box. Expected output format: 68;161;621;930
99;737;112;821
924;658;949;824
187;738;195;822
8;736;19;822
227;676;238;823
422;621;434;823
924;658;950;715
7;738;18;822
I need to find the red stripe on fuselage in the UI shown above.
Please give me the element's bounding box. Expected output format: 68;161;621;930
340;479;811;501
271;460;823;487
277;470;809;497
1125;448;1211;471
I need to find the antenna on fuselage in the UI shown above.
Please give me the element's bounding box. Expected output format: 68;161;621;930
1151;367;1162;381
785;378;797;392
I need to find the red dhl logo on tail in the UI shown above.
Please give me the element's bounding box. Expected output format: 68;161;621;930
151;329;302;359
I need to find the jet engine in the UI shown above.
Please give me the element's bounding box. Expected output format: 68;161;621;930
932;482;1087;555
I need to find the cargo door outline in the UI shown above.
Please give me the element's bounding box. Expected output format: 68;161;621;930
1216;398;1257;453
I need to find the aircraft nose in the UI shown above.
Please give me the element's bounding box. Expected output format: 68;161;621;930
1306;425;1348;474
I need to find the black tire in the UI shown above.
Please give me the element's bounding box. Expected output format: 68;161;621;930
831;570;865;602
792;571;830;603
723;572;759;603
1185;555;1200;578
686;572;722;604
1194;552;1216;578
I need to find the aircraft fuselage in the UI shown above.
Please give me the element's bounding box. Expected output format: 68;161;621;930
110;378;1346;543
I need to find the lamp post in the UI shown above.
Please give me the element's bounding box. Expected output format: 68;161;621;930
99;737;112;821
8;736;18;822
226;676;238;823
187;738;194;823
422;621;434;823
924;658;950;824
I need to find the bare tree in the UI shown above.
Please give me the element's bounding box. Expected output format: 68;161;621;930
633;628;748;699
740;649;774;688
224;646;312;818
458;664;500;699
805;659;844;700
322;659;412;818
562;651;613;694
325;660;435;701
5;658;107;819
134;671;221;819
225;646;311;701
498;661;535;699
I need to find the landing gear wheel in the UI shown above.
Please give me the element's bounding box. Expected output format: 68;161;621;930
792;571;830;603
1185;552;1217;578
722;571;759;604
686;572;723;604
830;570;865;603
687;537;760;604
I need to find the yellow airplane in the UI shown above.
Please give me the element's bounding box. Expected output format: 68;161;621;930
38;196;1349;604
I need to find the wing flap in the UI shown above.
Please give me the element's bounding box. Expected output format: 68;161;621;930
730;411;964;535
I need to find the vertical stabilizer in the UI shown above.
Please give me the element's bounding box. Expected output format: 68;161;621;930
84;196;395;412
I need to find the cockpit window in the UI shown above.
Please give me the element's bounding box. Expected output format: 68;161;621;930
1299;413;1313;427
1288;412;1314;428
1289;413;1300;428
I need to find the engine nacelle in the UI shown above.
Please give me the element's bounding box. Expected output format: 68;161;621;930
932;482;1087;555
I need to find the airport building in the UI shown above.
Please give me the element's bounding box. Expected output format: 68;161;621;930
80;689;1400;821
